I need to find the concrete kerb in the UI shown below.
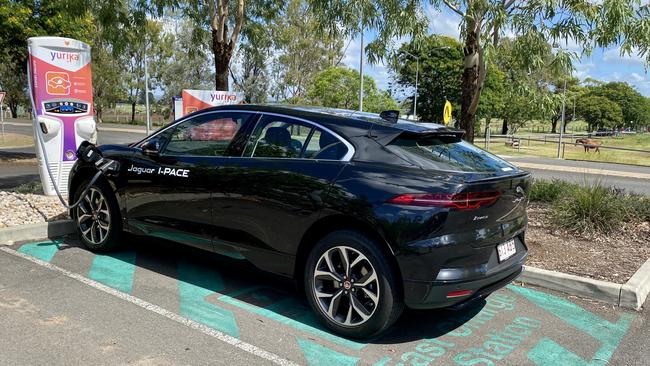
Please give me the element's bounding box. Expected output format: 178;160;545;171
0;220;75;246
519;261;650;310
2;220;649;310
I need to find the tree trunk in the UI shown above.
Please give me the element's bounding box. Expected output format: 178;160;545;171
96;107;103;124
501;118;508;135
9;102;18;118
460;19;484;143
212;29;233;91
550;116;559;134
131;102;136;124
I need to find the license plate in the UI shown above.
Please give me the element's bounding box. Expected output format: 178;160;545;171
497;239;517;262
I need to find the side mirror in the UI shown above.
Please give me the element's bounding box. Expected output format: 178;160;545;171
141;140;160;157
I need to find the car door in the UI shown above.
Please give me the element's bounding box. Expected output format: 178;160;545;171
210;113;353;276
122;110;257;251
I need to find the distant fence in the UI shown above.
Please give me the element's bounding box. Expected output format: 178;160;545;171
482;134;650;160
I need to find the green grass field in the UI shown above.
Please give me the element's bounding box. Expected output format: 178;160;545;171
477;133;650;166
0;132;34;148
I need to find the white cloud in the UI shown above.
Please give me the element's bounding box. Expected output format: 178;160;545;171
341;36;393;90
630;72;644;82
574;60;595;78
425;6;462;39
600;71;650;96
603;47;646;65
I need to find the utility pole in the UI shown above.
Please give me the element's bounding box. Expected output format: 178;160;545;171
144;39;151;136
403;50;420;119
414;56;419;118
557;79;567;159
0;92;4;139
403;47;448;120
358;4;364;112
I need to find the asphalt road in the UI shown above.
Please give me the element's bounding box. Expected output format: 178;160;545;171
1;120;144;148
0;120;144;188
1;235;648;365
502;156;650;195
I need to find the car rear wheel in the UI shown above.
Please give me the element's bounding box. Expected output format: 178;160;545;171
73;179;121;252
304;230;403;339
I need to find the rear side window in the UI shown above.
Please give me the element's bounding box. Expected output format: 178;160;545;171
387;136;516;172
245;117;313;158
304;129;349;160
244;115;349;160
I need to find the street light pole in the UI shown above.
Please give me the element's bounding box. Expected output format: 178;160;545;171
402;50;420;119
358;4;364;112
403;47;448;120
414;57;419;118
557;78;567;159
144;39;151;135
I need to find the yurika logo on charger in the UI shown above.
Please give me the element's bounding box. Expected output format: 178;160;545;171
49;51;79;63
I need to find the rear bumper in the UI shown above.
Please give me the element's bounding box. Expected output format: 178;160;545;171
398;233;528;309
403;262;524;309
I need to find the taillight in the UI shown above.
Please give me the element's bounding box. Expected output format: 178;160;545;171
386;191;501;210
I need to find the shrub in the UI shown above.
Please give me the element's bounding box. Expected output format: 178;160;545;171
11;181;43;194
529;179;572;203
622;195;650;222
551;180;629;235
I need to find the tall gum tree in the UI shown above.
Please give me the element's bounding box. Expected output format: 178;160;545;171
183;0;283;91
310;0;650;142
210;0;245;90
432;0;650;142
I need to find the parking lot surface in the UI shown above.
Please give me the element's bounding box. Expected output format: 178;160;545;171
1;235;647;365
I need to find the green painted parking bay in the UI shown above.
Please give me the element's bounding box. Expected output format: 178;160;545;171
9;237;640;366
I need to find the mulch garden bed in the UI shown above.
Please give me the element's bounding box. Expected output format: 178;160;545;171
526;203;650;284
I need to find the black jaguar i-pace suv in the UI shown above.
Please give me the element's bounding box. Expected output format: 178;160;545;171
69;104;530;338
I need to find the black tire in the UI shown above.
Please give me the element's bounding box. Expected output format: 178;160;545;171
304;230;403;339
72;178;122;252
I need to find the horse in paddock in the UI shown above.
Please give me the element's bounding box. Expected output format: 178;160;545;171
575;138;602;153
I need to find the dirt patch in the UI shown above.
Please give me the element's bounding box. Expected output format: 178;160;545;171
526;203;650;284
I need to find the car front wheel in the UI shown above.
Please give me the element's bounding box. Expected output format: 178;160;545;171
304;230;403;339
73;179;122;252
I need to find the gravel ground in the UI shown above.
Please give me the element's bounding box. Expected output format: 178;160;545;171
0;191;68;228
526;202;650;284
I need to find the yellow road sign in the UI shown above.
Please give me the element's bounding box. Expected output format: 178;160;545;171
443;100;452;125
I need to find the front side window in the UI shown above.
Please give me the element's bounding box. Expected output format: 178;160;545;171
163;112;252;156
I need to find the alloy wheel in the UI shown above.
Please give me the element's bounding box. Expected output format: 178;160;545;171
312;245;380;327
76;187;111;245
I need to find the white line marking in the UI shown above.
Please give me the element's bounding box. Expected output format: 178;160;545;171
0;246;299;366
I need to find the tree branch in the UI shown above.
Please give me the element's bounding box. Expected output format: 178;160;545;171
469;44;487;114
216;0;229;42
210;0;219;32
230;0;245;48
443;0;465;17
229;65;242;88
503;0;517;10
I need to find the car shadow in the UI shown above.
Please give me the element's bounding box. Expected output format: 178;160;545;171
56;234;485;346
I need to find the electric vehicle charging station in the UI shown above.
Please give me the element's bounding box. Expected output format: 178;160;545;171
27;37;97;197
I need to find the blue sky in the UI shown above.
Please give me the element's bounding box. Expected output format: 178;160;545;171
340;5;650;97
